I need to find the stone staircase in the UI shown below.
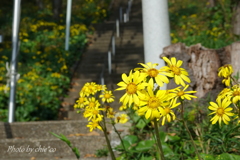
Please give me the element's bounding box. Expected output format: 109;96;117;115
0;0;144;159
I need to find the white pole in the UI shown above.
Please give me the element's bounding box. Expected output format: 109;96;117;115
65;0;72;51
112;36;115;56
108;51;112;74
116;19;119;37
124;13;127;23
142;0;171;90
9;0;21;123
0;35;3;43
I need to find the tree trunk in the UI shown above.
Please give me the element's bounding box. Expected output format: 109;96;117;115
52;0;62;21
208;0;216;7
233;2;240;35
160;42;239;100
36;0;44;10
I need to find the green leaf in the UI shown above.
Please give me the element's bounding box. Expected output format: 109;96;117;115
192;153;215;160
216;153;240;160
135;140;155;152
167;134;181;142
159;131;167;142
136;119;148;129
161;142;175;157
120;135;139;149
72;147;80;159
132;113;141;123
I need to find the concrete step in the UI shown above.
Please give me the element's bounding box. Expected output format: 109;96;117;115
0;136;108;160
0;120;104;139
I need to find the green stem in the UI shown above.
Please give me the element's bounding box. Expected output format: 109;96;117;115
180;102;202;160
112;120;129;159
101;116;116;160
153;118;165;160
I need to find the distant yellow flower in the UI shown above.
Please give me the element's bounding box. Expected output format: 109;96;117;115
85;97;100;109
170;85;197;101
84;106;104;121
99;90;115;103
74;96;87;109
162;57;191;86
116;70;147;106
86;119;102;132
119;104;127;111
135;62;171;88
82;82;98;96
138;87;169;120
208;98;234;125
115;113;128;124
105;106;115;118
96;84;106;92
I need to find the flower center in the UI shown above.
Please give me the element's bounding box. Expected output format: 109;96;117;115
92;122;98;128
79;97;85;103
92;109;99;115
217;107;224;116
104;93;111;99
177;91;185;96
233;91;240;97
164;107;171;114
89;102;95;108
147;68;159;77
126;83;137;94
171;66;181;75
148;97;160;109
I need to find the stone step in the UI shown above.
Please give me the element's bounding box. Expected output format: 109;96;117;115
0;120;104;139
0;136;108;160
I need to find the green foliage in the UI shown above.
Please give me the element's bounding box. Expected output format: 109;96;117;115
95;148;109;157
50;132;80;159
169;0;240;49
0;0;110;121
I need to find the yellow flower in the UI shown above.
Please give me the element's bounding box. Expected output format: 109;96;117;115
84;106;104;121
115;113;128;124
159;100;180;125
138;87;169;120
86;119;102;132
96;84;107;92
81;82;98;96
85;97;100;109
222;76;231;86
135;62;170;88
216;88;231;101
218;64;233;78
105;106;115;118
119;104;127;111
162;57;191;86
170;85;197;101
116;70;148;106
99;90;115;103
208;98;234;125
228;85;240;104
74;96;87;109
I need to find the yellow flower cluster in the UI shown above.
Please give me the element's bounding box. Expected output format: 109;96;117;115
208;64;240;125
74;82;128;132
116;57;197;125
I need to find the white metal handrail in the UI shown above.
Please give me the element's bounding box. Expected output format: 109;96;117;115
99;0;133;85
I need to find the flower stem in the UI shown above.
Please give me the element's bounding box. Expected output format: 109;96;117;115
101;117;116;160
180;102;202;160
112;120;129;159
153;118;165;160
